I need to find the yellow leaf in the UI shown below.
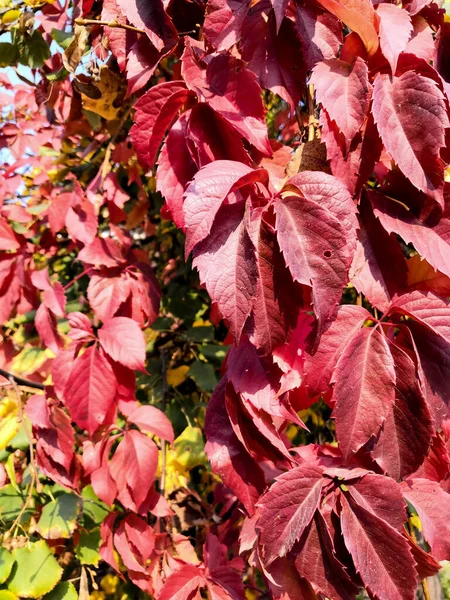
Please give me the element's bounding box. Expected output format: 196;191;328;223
173;426;206;469
0;396;19;450
100;574;119;596
409;514;422;532
166;365;189;388
1;9;20;23
11;347;52;375
81;67;122;120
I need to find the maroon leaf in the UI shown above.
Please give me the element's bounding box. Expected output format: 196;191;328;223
401;478;450;561
203;0;251;51
98;316;146;372
332;327;396;460
256;464;324;564
193;203;257;340
390;290;450;345
305;304;371;396
372;70;449;193
295;5;342;71
311;57;370;148
205;379;266;515
377;3;413;76
372;342;433;481
115;0;177;52
131;81;191;170
64;345;116;436
183;160;268;255
340;496;417;600
182;40;271;155
158;564;206;600
274;194;353;327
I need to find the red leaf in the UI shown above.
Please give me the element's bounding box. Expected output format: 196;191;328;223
109;429;159;511
205;379;266;515
274;194;353;327
305;304;371;396
315;0;379;56
401;478;450;561
390;290;450;345
181;40;271;155
332;327;396;460
241;4;306;109
115;0;177;52
35;303;63;355
64;345;117;436
193;203;257;341
311;57;370;148
158;564;206;600
203;0;251;51
87;269;131;323
295;513;358;600
65;198;97;245
372;342;433;481
340;496;417;600
372;70;449;193
256;464;324;565
127;404;174;442
156;112;197;229
377;4;413;76
295;5;342;71
131;81;191;170
0;216;20;250
68;312;94;341
78;237;125;268
371;190;450;279
183;160;268;255
98;316;146;372
269;0;289;32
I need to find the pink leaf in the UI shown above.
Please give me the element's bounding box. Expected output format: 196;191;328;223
0;216;20;250
78;237;125;268
131;81;191;170
332;327;396;460
64;345;117;436
193;203;257;341
35;303;63;355
311;57;370;147
203;0;251;51
372;70;449;193
377;4;413;76
98;316;146;372
127;404;174;442
184;160;268;255
390;290;450;345
295;5;342;71
256;464;324;565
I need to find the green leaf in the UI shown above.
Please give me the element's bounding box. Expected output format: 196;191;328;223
81;485;109;526
199;343;228;363
75;528;101;565
0;548;14;585
7;541;62;598
185;326;215;342
42;581;77;600
0;42;18;68
19;30;50;69
8;420;31;451
188;361;217;392
0;485;35;524
50;29;74;49
36;493;81;539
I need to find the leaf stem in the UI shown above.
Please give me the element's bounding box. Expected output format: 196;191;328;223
74;17;146;34
307;83;316;142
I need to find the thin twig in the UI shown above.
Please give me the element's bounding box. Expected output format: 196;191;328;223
74;17;145;34
159;349;168;498
307;83;316;142
5;378;37;539
0;368;44;391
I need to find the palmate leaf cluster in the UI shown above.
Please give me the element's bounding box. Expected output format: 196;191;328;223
0;0;450;599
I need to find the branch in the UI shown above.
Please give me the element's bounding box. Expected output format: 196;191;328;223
0;368;45;391
74;17;145;34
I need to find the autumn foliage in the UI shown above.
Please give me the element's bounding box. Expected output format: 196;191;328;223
1;0;450;598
